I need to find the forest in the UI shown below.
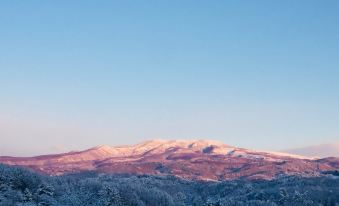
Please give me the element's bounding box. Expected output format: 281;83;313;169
0;164;338;206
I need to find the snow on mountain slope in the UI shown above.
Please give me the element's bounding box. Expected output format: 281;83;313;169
0;139;338;180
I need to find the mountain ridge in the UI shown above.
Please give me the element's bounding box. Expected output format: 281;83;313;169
0;139;338;180
283;143;339;158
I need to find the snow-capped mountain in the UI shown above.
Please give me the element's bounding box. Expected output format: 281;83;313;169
0;140;338;180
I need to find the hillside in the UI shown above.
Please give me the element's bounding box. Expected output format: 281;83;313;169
0;164;338;206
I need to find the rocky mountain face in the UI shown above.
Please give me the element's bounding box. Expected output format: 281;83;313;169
0;140;338;180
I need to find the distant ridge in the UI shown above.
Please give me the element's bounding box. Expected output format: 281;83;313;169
0;139;338;180
283;143;339;158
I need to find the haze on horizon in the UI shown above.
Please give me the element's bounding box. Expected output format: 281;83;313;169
1;1;339;156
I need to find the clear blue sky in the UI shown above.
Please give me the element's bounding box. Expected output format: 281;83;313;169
0;1;339;156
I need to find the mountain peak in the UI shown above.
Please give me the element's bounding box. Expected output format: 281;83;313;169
135;139;228;148
91;145;113;150
1;139;338;180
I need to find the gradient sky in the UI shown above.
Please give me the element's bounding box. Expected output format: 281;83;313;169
1;1;339;156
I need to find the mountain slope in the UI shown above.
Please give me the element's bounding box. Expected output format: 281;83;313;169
0;140;338;180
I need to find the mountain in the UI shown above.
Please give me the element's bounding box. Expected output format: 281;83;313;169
0;139;338;180
283;143;339;158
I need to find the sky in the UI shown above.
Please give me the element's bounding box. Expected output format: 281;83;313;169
0;1;339;156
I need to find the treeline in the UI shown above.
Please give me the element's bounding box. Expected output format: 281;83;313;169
0;164;338;206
